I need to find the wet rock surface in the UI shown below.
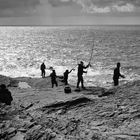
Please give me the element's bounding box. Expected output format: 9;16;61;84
0;75;140;140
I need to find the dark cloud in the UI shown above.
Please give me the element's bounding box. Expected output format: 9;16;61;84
0;0;140;17
88;0;140;7
0;0;40;17
48;0;73;7
0;0;40;9
90;0;116;7
48;0;140;8
47;0;140;13
72;0;140;13
118;0;140;7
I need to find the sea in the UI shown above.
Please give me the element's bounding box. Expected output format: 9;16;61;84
0;25;140;88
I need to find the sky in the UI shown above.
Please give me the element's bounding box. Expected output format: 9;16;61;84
0;0;140;25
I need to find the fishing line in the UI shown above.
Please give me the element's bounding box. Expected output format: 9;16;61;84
89;41;94;64
86;41;94;74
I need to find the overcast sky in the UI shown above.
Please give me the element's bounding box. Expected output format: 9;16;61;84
0;0;140;25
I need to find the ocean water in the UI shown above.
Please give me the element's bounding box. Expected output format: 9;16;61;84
0;25;140;88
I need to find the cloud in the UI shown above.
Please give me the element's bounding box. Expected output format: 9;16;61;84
73;0;137;13
0;0;40;9
73;0;110;13
0;0;40;17
113;3;135;12
118;0;140;7
48;0;73;7
0;0;139;17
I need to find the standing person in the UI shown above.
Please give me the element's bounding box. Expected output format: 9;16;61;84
40;62;46;78
0;84;13;105
77;61;90;89
113;62;125;86
50;70;58;88
63;69;74;85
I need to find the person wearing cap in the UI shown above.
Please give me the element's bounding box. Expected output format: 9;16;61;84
50;70;58;88
77;61;90;89
113;62;125;86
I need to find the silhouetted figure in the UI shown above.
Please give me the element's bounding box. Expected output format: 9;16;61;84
40;62;46;78
77;61;90;89
113;62;125;86
50;70;58;88
0;84;13;105
63;69;74;85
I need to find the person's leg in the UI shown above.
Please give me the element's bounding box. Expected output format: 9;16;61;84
65;79;68;85
77;76;80;88
41;70;43;78
43;70;46;78
114;78;118;86
55;80;58;87
54;80;58;87
51;80;54;88
81;76;85;88
64;78;67;85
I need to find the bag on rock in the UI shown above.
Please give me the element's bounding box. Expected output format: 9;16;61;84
64;86;71;94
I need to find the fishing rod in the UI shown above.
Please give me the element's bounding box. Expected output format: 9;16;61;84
86;41;94;74
89;41;94;65
47;41;94;73
70;56;79;71
71;41;94;73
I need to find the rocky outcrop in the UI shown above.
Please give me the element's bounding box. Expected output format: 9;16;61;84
0;75;140;140
0;75;19;87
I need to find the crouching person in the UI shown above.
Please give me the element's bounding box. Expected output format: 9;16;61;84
0;84;13;105
50;70;58;88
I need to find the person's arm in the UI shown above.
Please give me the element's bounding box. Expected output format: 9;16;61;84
120;74;125;78
50;73;52;77
55;73;58;78
68;68;74;74
83;71;87;73
89;62;92;67
83;63;90;69
119;69;125;78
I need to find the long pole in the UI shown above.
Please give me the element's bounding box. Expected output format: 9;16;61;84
89;41;94;64
86;41;94;75
71;41;94;71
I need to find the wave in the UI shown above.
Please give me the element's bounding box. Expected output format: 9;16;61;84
0;26;140;88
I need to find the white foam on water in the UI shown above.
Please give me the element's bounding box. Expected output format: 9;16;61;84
1;67;40;78
0;61;139;89
68;67;114;87
124;73;140;81
52;66;68;75
18;82;31;89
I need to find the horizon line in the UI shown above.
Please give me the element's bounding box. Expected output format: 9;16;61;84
0;24;140;27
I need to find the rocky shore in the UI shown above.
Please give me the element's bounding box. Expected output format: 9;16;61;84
0;74;140;140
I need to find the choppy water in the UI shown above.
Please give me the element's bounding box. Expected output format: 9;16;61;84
0;25;140;88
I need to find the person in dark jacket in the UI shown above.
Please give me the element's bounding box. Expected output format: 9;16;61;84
113;62;125;86
0;84;13;105
40;62;46;78
63;69;74;85
50;70;58;88
77;61;90;89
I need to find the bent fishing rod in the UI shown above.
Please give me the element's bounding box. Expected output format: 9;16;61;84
47;42;95;72
89;41;94;65
86;41;94;74
70;41;94;72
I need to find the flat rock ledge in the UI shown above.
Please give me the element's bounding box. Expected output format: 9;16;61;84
0;75;140;140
